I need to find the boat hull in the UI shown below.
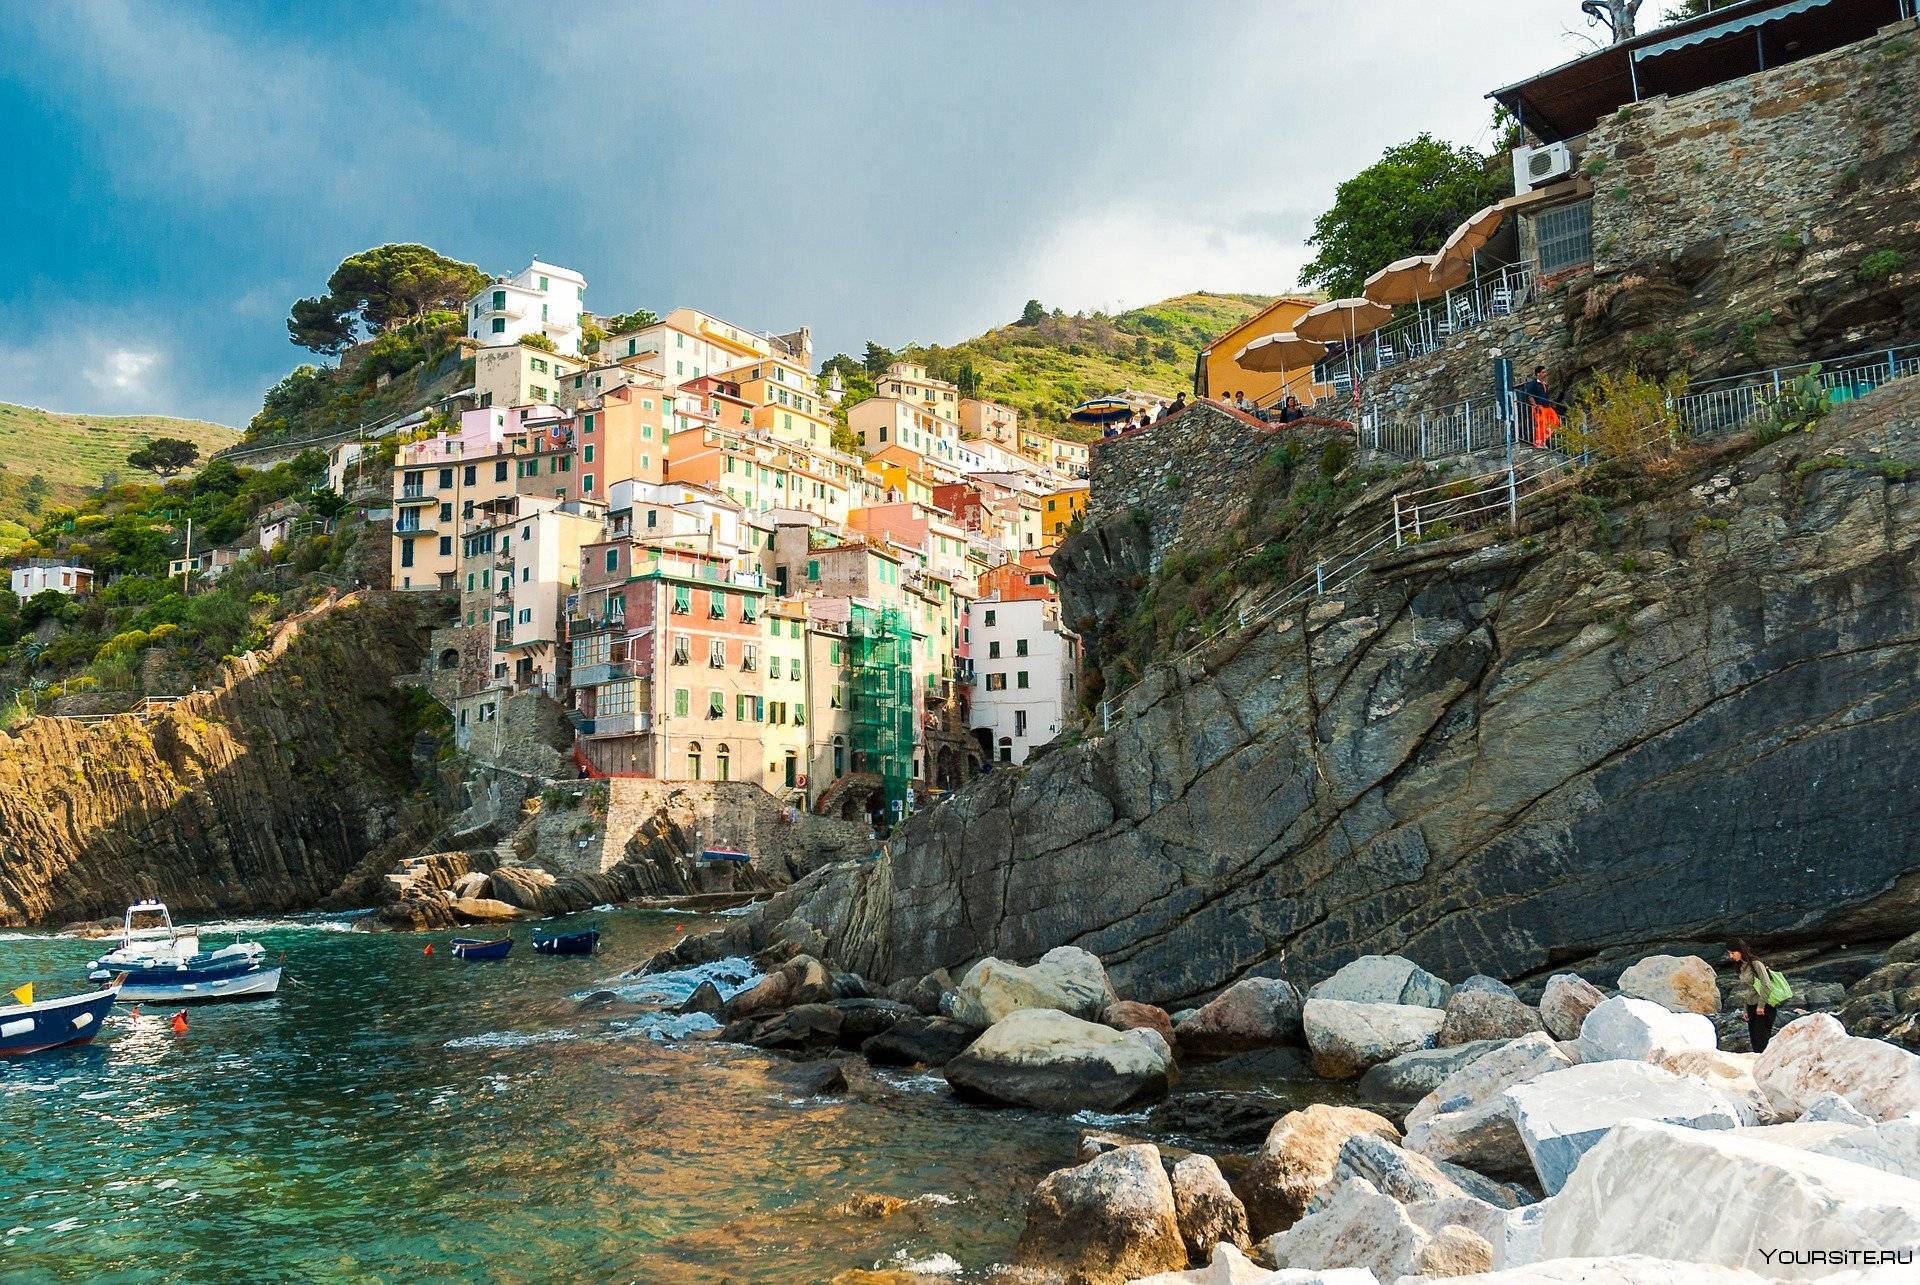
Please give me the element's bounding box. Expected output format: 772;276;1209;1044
450;938;512;961
114;966;283;1004
532;930;599;956
0;987;120;1058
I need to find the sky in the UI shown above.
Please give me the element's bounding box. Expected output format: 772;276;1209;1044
0;0;1694;427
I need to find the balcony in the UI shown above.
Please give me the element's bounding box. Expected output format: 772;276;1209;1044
567;613;624;636
493;622;513;646
571;660;633;688
394;517;436;535
397;484;431;502
582;711;650;739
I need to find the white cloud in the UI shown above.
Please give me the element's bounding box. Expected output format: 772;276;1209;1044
0;324;186;418
83;347;161;398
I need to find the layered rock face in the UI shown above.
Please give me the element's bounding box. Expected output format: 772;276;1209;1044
0;593;442;925
694;386;1920;1005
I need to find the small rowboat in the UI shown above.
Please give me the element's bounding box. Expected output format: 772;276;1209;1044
1;984;121;1058
532;928;600;957
450;936;512;961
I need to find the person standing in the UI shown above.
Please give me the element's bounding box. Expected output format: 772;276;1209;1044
1520;364;1560;448
1726;940;1792;1053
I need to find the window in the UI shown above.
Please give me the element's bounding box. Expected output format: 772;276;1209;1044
707;639;726;667
986;672;1006;691
495;460;509;482
1015;638;1029;657
583;474;594;495
1015;710;1028;737
491;318;506;334
672;585;692;614
530;357;548;374
1535;199;1594;275
439;468;454;489
583;444;594;463
493;290;506;309
742;644;758;672
793;703;805;726
463;465;477;486
687;744;702;780
998;737;1012;764
438;537;452;557
1017;671;1030;689
400;538;415;567
767;700;785;725
538;275;549;291
605;549;619;573
599;680;635;716
984;609;996;627
707;691;725;719
709;589;726;619
583;413;595;432
988;641;1001;659
673;688;690;717
715;745;730;781
768;655;781;679
672;635;691;665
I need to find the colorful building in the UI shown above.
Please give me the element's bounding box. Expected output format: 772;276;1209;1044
1041;484;1089;540
1192;295;1328;407
467;261;588;356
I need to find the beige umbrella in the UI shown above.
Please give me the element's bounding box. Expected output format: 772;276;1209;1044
1437;203;1507;269
1293;297;1392;344
1232;330;1326;373
1364;255;1447;308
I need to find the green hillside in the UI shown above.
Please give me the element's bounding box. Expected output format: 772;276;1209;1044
0;403;238;532
846;293;1275;443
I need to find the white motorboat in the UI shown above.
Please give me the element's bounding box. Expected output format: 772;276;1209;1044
85;902;282;1003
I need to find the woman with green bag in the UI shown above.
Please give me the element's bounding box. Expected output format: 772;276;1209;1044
1727;940;1792;1053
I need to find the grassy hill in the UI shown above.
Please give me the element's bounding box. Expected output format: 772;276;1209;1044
886;292;1275;442
0;403;238;531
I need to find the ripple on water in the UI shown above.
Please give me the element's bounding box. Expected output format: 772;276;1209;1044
590;956;760;1006
443;1029;581;1051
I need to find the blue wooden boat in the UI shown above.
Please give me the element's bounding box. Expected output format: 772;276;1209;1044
1;984;121;1058
532;928;600;956
450;936;512;961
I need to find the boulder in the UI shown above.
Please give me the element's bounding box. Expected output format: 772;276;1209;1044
719;1002;844;1054
1147;1091;1294;1151
1537;974;1605;1041
1404;1034;1574;1180
1503;1061;1742;1195
1617;954;1721;1016
1837;959;1920;1050
1456;975;1519;1000
859;1015;977;1068
1173;977;1304;1057
449;870;491;901
1104;1000;1177;1045
1260;1178;1428;1281
1576;996;1715;1063
726;954;835;1019
1303;999;1446;1079
1079;1129;1198;1168
447;896;524;923
951;946;1118;1029
1437;992;1544;1047
1540;1119;1920;1272
1646;1046;1771;1125
1129;1242;1377;1284
485;863;557;910
1809;1116;1920;1180
829;998;916;1045
944;1008;1174;1113
1330;1133;1525;1211
1418;1223;1494;1277
1012;1143;1186;1285
1355;1040;1508;1104
1753;1012;1920;1121
1801;1091;1873;1126
1308;955;1450;1008
1171;1154;1252;1262
1237;1104;1400;1238
676;979;726;1018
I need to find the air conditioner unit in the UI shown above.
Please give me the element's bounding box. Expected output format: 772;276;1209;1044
1513;142;1575;194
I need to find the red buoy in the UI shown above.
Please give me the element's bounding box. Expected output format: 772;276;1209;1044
423;944;434;956
170;1011;188;1035
129;1005;141;1018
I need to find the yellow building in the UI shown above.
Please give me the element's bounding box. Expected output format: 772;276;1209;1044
720;353;835;451
760;601;812;799
1041;484;1088;539
959;397;1019;447
1193;295;1328;408
875;361;960;423
474;342;585;410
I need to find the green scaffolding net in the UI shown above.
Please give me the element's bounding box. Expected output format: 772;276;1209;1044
848;603;914;824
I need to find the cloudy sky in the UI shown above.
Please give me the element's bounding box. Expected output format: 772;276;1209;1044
0;0;1690;426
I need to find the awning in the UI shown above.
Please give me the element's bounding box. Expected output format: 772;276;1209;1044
1633;0;1836;59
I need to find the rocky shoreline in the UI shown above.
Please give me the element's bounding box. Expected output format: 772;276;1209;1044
639;924;1920;1283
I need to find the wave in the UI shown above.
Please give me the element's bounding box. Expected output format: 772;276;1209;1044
711;902;769;918
887;1250;962;1275
613;1012;720;1042
189;916;363;935
589;956;760;1006
1071;1108;1152;1128
444;1029;581;1051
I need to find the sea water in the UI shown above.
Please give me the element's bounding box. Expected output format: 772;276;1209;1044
0;910;1090;1281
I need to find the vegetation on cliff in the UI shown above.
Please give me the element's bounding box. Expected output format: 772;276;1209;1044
0;402;238;530
822;292;1274;443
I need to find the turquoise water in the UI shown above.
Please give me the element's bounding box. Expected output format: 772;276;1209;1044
0;910;1094;1283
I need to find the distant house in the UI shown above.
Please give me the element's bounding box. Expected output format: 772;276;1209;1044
11;559;93;599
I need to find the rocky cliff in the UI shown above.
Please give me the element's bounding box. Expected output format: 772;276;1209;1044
669;383;1920;1006
0;592;446;926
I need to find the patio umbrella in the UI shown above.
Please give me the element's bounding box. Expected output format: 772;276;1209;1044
1066;396;1134;425
1294;298;1393;407
1232;330;1326;373
1437;203;1506;271
1363;255;1448;308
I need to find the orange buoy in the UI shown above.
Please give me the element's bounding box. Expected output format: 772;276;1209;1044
674;925;684;933
170;1011;188;1034
129;1005;141;1018
423;944;434;956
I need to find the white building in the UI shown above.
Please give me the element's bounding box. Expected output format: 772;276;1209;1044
467;261;588;356
10;561;93;599
967;594;1077;765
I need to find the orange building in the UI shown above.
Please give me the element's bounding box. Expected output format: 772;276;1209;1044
978;550;1056;603
573;382;670;504
1193;295;1328;408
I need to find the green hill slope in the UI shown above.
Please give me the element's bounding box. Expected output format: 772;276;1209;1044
0;403;238;526
886;292;1275;442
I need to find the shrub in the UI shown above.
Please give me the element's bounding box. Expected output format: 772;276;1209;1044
1753;365;1833;443
1562;367;1688;463
1858;250;1908;284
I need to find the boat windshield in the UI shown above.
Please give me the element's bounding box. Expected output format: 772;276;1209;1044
124;909;176;939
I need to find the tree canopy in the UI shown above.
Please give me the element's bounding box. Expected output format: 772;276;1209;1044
126;437;201;478
601;309;659;334
1019;299;1046;326
1300;134;1510;299
287;244;487;354
861;342;896;376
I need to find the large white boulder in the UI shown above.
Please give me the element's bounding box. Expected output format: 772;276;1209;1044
1238;1104;1401;1238
1646;1046;1772;1125
1132;1241;1380;1284
1617;954;1721;1016
944;1008;1173;1113
1503;1060;1742;1194
1810;1116;1920;1180
1538;973;1605;1041
1539;1119;1920;1278
1304;999;1447;1079
1260;1178;1429;1281
1753;1013;1920;1122
1308;955;1451;1008
1174;976;1305;1056
1410;1256;1770;1282
951;946;1118;1028
1013;1142;1186;1285
1576;995;1715;1062
1404;1032;1573;1177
